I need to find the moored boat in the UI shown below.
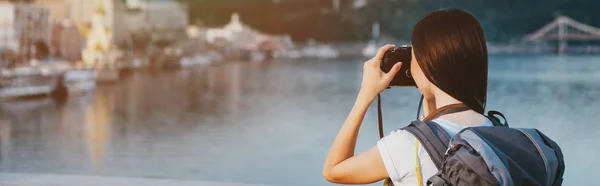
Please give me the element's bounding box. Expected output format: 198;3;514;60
1;61;98;101
64;68;97;95
0;61;69;100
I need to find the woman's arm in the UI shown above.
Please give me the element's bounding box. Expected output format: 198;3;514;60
323;45;402;184
322;92;388;184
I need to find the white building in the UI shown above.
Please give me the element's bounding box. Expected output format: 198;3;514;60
0;3;19;51
143;0;188;29
35;0;69;21
65;0;188;45
0;2;52;52
205;13;294;51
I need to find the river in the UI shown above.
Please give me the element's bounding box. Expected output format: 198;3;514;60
0;56;598;186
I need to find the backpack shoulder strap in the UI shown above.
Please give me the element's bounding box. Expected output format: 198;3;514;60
401;120;451;169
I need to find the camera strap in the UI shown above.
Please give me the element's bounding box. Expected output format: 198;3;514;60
377;94;384;138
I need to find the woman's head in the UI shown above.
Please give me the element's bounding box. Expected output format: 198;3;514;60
410;9;488;114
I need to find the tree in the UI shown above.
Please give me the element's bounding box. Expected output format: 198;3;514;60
177;0;600;42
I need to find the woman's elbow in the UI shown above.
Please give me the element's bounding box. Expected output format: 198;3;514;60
322;168;336;183
322;168;344;184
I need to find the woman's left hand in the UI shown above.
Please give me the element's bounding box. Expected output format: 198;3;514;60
359;44;403;100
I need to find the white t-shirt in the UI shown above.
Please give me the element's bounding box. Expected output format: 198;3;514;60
377;118;494;186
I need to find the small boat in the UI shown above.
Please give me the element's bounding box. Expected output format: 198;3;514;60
74;62;118;84
301;44;340;59
64;69;97;95
0;75;57;100
0;61;67;100
180;56;213;67
179;51;223;68
248;51;265;62
274;49;302;60
1;61;97;101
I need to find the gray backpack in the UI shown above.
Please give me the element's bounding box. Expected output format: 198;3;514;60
402;111;565;186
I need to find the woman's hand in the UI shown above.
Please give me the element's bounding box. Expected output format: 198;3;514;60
359;44;403;100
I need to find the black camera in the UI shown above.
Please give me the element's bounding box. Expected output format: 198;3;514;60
380;45;415;87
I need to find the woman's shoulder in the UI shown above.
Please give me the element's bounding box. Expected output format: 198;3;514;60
380;128;417;145
377;128;419;156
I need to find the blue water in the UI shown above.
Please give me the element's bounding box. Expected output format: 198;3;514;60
0;55;598;185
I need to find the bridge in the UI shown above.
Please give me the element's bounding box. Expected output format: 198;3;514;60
524;16;600;55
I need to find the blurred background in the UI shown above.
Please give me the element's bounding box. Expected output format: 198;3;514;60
0;0;598;185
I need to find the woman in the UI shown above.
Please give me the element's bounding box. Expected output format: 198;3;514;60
323;9;493;185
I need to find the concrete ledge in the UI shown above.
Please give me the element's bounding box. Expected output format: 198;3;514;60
0;173;274;186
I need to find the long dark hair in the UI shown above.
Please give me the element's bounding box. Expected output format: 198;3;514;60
411;9;488;114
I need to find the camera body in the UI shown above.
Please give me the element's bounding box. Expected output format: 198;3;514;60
380;45;416;87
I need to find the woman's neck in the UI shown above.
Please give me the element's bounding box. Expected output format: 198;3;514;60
433;90;462;108
430;89;487;126
422;90;461;117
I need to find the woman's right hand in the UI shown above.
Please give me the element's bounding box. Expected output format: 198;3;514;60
358;44;403;101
